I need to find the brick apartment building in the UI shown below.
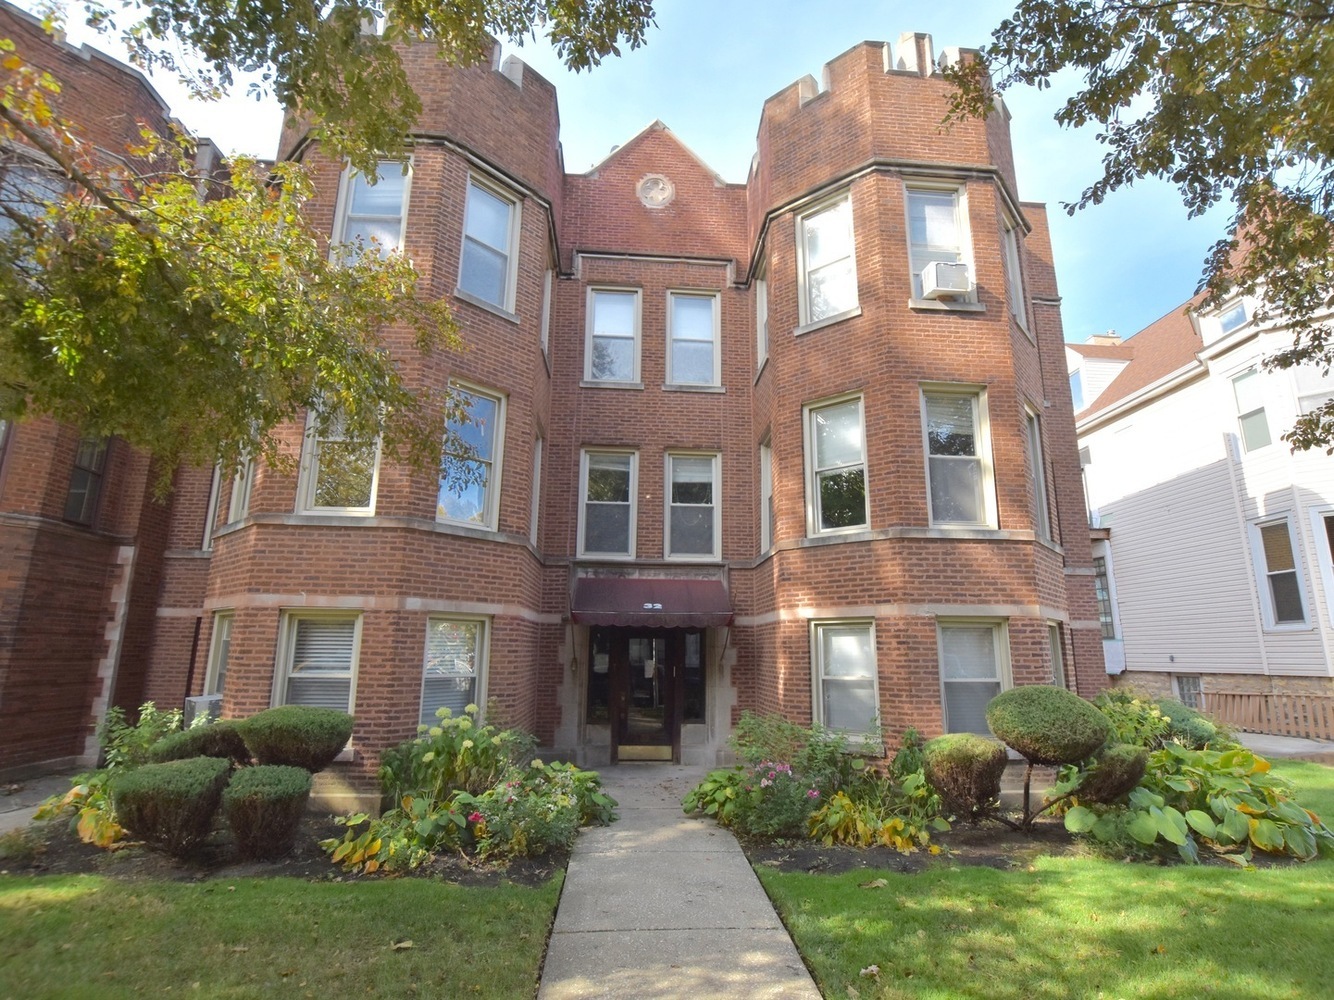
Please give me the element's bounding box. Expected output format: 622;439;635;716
0;12;1106;796
0;3;222;775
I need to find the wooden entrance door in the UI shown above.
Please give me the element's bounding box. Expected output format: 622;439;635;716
600;628;683;762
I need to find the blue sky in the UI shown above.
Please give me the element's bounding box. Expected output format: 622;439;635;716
41;0;1229;344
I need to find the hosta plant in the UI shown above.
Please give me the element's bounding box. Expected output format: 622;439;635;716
1062;744;1334;863
808;772;949;852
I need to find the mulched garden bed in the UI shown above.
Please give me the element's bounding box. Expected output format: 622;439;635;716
4;814;566;888
742;816;1306;874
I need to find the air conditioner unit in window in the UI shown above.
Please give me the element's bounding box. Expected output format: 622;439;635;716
183;694;222;727
920;261;971;299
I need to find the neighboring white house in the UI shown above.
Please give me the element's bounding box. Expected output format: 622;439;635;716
1069;294;1334;718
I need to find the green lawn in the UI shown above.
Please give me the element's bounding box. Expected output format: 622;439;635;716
1271;759;1334;820
760;761;1334;1000
0;873;562;999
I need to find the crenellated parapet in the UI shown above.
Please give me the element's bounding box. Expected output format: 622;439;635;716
748;34;1016;249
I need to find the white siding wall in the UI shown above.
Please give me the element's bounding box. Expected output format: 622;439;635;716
1080;357;1131;410
1080;329;1334;681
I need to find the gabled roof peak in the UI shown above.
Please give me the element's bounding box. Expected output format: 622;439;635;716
581;120;728;185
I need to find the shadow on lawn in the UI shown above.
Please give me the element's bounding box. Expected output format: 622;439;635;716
761;858;1331;1000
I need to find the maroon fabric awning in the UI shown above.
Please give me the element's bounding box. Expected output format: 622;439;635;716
570;577;733;628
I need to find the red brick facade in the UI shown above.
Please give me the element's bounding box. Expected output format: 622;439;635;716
0;21;1105;786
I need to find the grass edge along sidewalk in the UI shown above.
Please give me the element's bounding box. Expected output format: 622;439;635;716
758;760;1334;1000
0;872;564;999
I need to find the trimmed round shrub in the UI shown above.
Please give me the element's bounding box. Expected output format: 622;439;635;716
1075;743;1148;804
237;706;354;773
147;720;250;765
986;685;1112;765
922;733;1008;821
222;765;313;860
110;756;231;857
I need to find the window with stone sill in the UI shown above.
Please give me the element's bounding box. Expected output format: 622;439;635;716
667;291;720;387
298;415;380;515
797;194;858;326
205;611;233;697
420;617;488;726
812;620;880;737
666;452;720;559
64;436;108;526
585;288;641;384
804;396;869;535
922;388;996;529
938;620;1009;735
459;177;521;311
438;384;505;530
580;450;636;556
276;612;360;712
333;160;409;260
907;186;973;301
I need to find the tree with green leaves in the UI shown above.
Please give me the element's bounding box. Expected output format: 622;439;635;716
0;1;656;480
949;1;1334;450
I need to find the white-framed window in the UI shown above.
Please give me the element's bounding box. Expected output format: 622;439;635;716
1002;218;1026;325
666;452;720;559
539;268;553;357
1293;365;1334;415
458;176;521;311
811;620;879;737
1048;622;1066;688
938;620;1009;734
667;291;721;386
64;436;108;526
421;617;488;726
1218;301;1248;335
1174;674;1203;711
275;612;361;711
1232;368;1272;452
922;387;996;528
1070;369;1086;412
298;415;380;514
228;457;256;523
585;288;641;384
1252;518;1307;627
204;611;233;696
529;435;543;546
1093;556;1116;639
1313;509;1334;628
579;450;637;557
202;465;222;550
804;396;869;534
333;159;410;259
907;185;971;300
797;193;858;326
759;438;774;553
438;384;505;529
755;273;769;370
1025;408;1051;540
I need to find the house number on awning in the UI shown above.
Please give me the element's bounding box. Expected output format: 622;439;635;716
642;602;663;610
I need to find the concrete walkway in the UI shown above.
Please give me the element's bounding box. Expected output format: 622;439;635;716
0;772;71;835
1237;731;1334;762
538;763;820;1000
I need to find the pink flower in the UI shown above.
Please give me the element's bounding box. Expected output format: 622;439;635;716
468;811;483;823
768;771;776;780
807;789;820;799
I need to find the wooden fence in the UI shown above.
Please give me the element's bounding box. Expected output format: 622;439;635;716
1202;692;1334;741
